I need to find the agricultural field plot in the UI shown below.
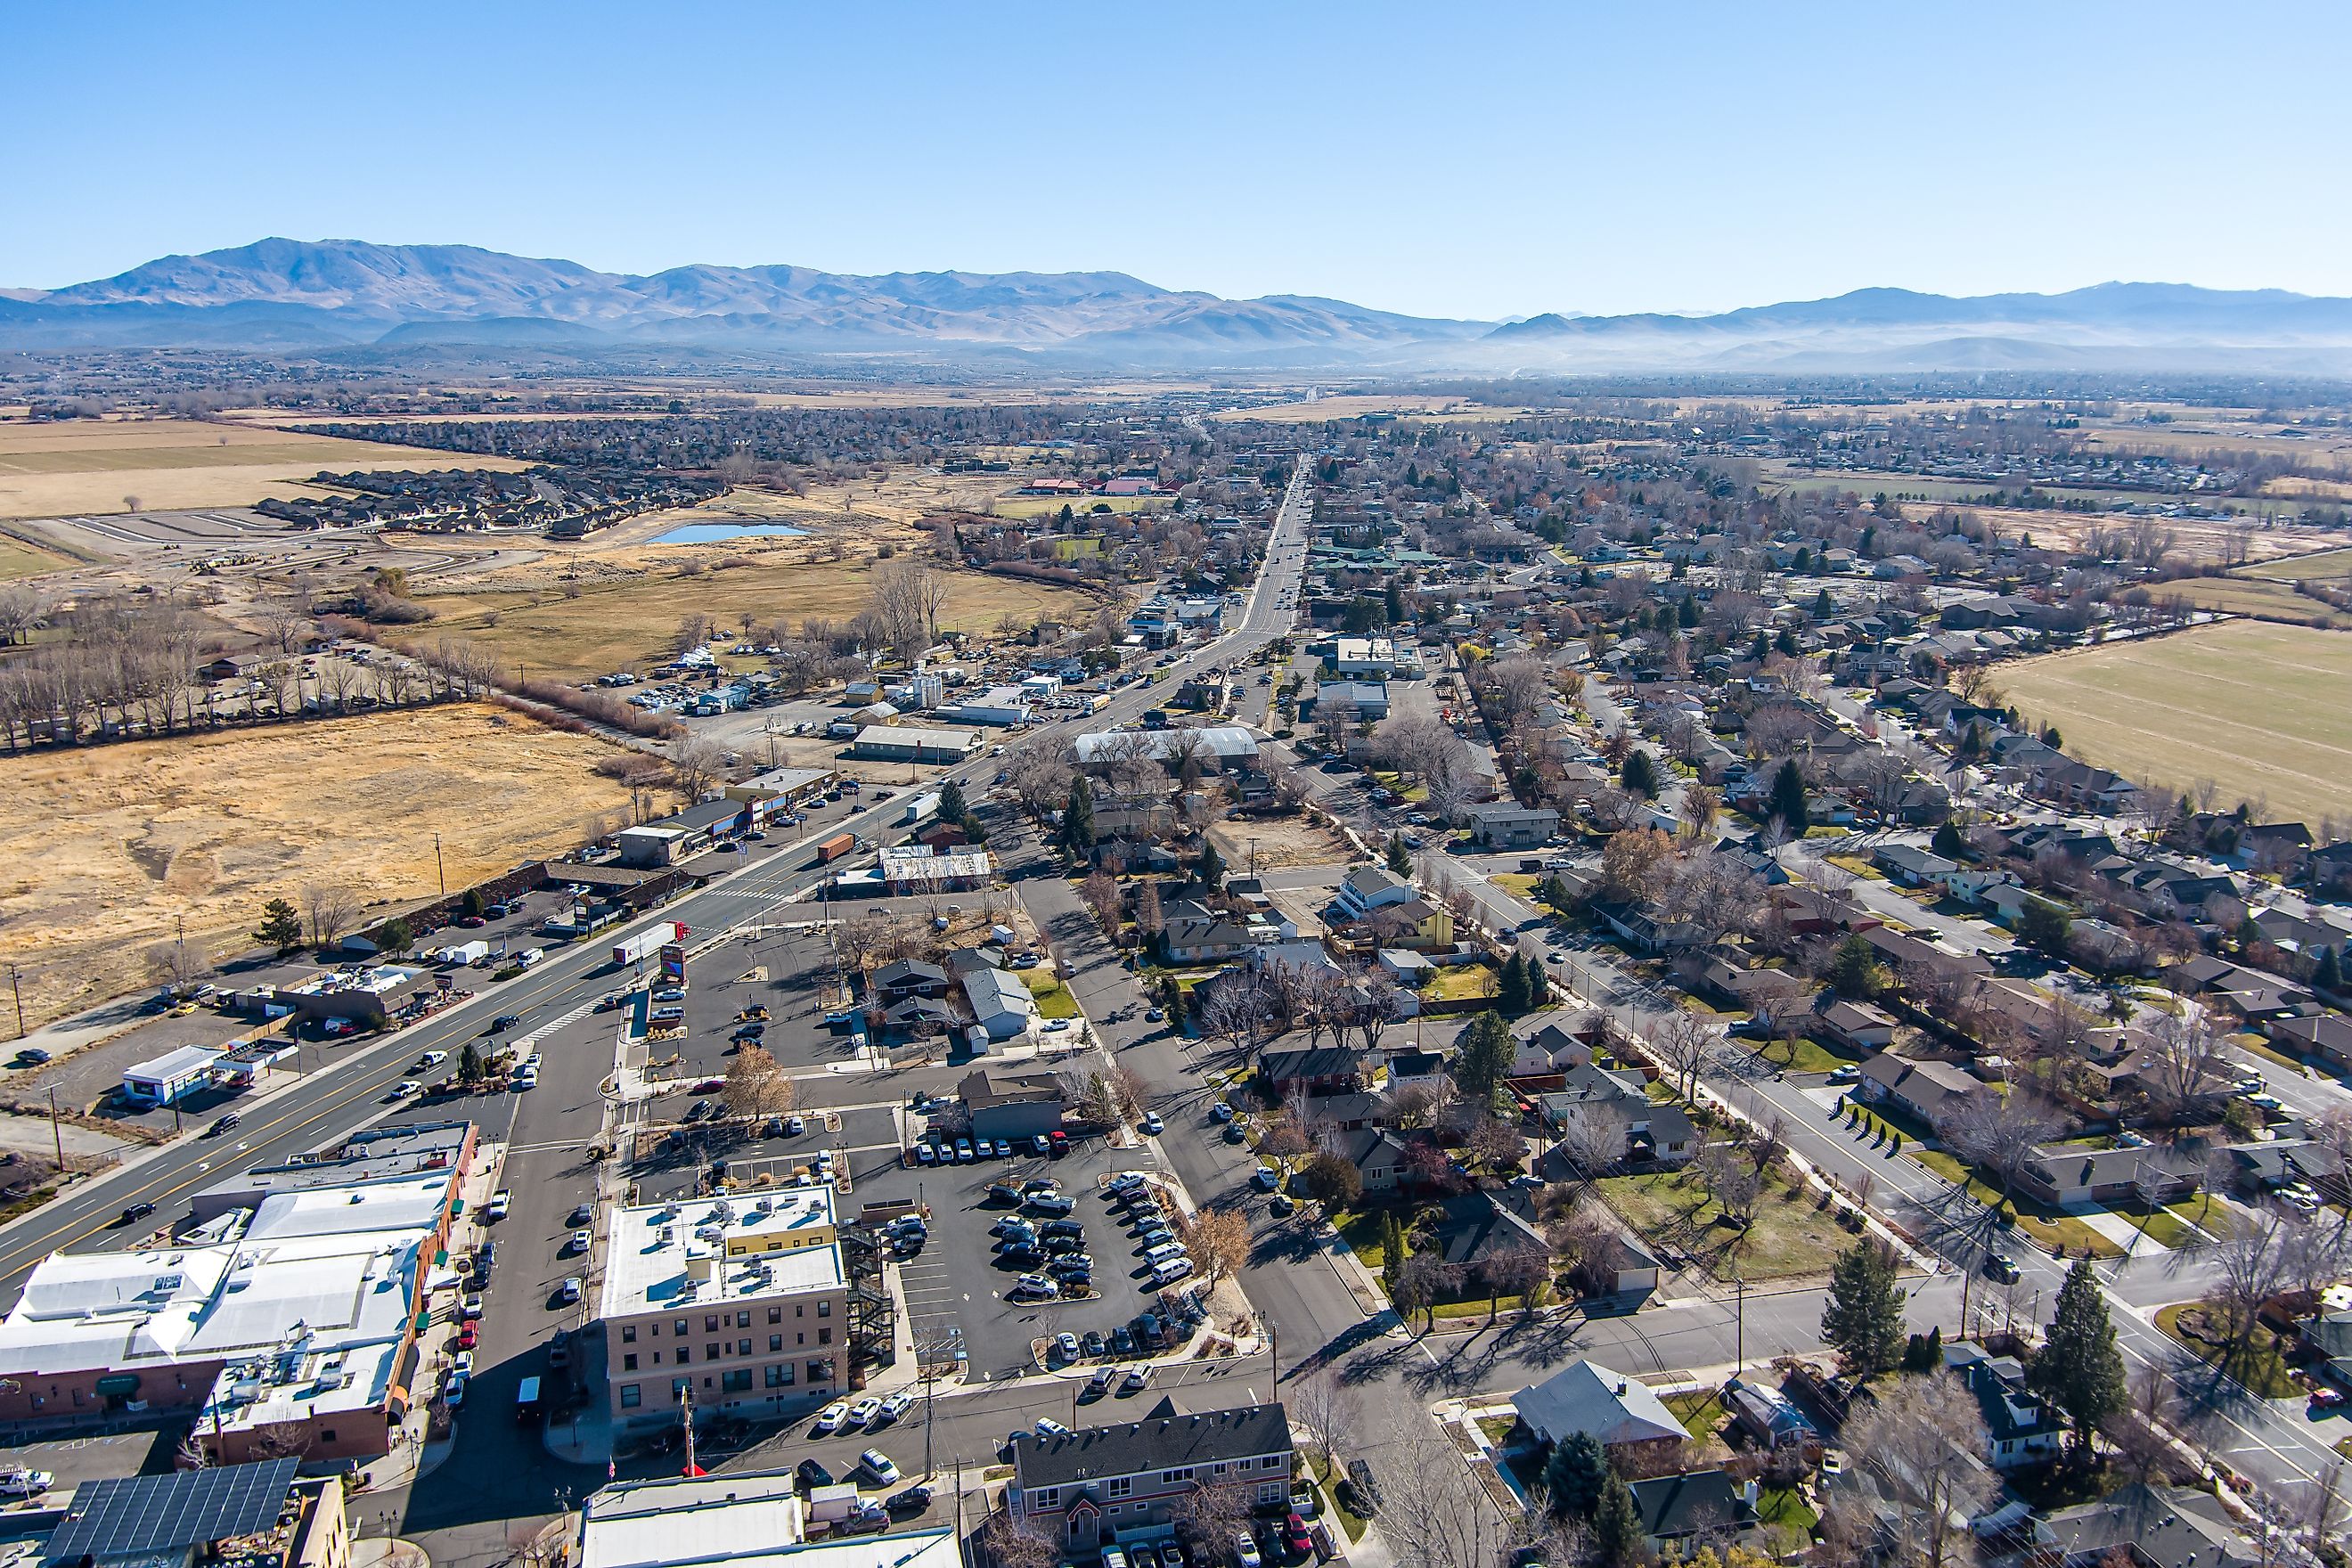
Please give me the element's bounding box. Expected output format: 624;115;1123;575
411;553;1100;682
2165;576;2352;629
1999;621;2352;825
0;704;636;1027
0;419;525;521
0;533;75;581
986;492;1173;519
2243;545;2352;582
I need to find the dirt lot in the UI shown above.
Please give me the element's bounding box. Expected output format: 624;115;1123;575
1999;621;2352;826
1208;813;1357;872
0;418;525;521
407;540;1103;682
0;704;637;1026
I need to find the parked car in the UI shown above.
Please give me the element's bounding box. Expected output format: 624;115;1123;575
797;1458;836;1490
0;1470;53;1499
485;1190;511;1221
813;1401;850;1435
884;1483;935;1515
859;1450;901;1484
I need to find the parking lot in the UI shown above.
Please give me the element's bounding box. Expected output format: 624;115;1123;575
853;1133;1195;1383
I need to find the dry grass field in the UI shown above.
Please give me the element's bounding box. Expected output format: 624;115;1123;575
1999;622;2352;824
986;493;1172;519
412;553;1100;682
0;704;638;1027
1207;815;1355;872
0;534;75;580
2164;576;2352;629
0;419;525;521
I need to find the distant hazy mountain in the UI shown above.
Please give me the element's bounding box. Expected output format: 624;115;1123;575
8;240;2351;372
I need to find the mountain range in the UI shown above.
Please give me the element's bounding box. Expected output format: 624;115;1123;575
7;239;2352;373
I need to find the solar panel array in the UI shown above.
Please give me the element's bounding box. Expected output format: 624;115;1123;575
44;1457;300;1565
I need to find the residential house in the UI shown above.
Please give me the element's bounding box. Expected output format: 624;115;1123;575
2012;1139;2209;1208
1466;805;1561;849
1511;1017;1599;1081
872;960;950;1003
2273;1013;2352;1069
1425;1188;1547;1277
1943;1343;2064;1471
1364;896;1454;951
1854;1053;1989;1126
1162;912;1271;966
1625;1471;1760;1559
882;998;955;1037
1009;1401;1294;1552
2224;1139;2345;1202
1874;844;1960;888
1332;1128;1409;1193
2029;1482;2257;1568
1259;1046;1367;1098
1814;998;1899;1053
1511;1360;1686;1467
1333;865;1417;920
962;968;1035;1041
1538;1064;1696;1171
1722;1377;1817;1453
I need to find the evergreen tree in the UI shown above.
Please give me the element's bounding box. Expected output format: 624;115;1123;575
1821;1239;1907;1375
1527;960;1551;1008
1059;776;1095;861
1776;626;1800;658
1768;759;1809;835
1751;631;1770;662
1677;593;1700;629
2315;947;2344;994
2029;1258;2127;1455
2042;725;2063;749
1793;547;1814;574
1498;953;1531;1015
253;897;304;953
1453;1009;1515;1102
1384;578;1405;625
1814;587;1835;620
461;887;486;919
1379;1215;1405;1296
1195;841;1225;888
1542;1432;1610;1521
1590;1475;1644;1568
458;1041;484;1084
1385;832;1413;878
378;918;412;953
1621;749;1660;799
1931;821;1966;860
935;779;968;821
2019;896;2073;954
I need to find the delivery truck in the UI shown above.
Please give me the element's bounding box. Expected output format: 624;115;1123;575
900;791;941;828
813;831;858;865
609;921;688;968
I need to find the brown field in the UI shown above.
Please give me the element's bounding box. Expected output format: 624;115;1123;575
411;551;1102;682
1212;395;1527;425
1207;814;1355;873
0;704;638;1027
0;418;525;521
1999;621;2352;825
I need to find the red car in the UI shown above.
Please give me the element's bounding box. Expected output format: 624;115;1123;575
454;915;487;928
694;1078;725;1095
2312;1386;2346;1410
456;1325;478;1352
1282;1514;1312;1560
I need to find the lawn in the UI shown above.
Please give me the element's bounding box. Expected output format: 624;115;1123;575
1424;964;1499;1003
1491;873;1539;900
1662;1388;1728;1442
1335;1207;1403;1270
1752;1033;1856;1075
1595;1165;1850;1281
2155;1303;2301;1399
2000;621;2352;826
1019;970;1080;1019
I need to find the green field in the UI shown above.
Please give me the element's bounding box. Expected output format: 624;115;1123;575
2244;545;2352;582
2001;620;2352;825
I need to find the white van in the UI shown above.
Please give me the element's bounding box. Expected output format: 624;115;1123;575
1152;1256;1195;1285
517;948;544;969
1141;1242;1187;1267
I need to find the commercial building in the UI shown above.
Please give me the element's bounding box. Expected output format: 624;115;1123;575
0;1171;455;1462
1009;1401;1294;1553
943;686;1034;727
849;725;983;764
191;1120;477;1226
1074;726;1259;772
576;1466;958;1568
600;1191;866;1428
121;1044;223;1107
958;1069;1066;1141
41;1459;350;1568
263;964;429;1030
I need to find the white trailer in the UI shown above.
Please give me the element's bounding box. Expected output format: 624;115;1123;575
609;921;687;968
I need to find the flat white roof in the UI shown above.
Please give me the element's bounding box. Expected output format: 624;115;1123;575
851;725;979;750
125;1044;223;1083
242;1172;452;1241
600;1194;844;1322
582;1474;954;1568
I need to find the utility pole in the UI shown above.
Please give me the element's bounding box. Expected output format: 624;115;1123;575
7;965;20;1040
45;1087;62;1172
435;834;446;897
1733;1271;1746;1379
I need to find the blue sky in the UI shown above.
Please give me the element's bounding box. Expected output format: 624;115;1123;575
6;1;2348;319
